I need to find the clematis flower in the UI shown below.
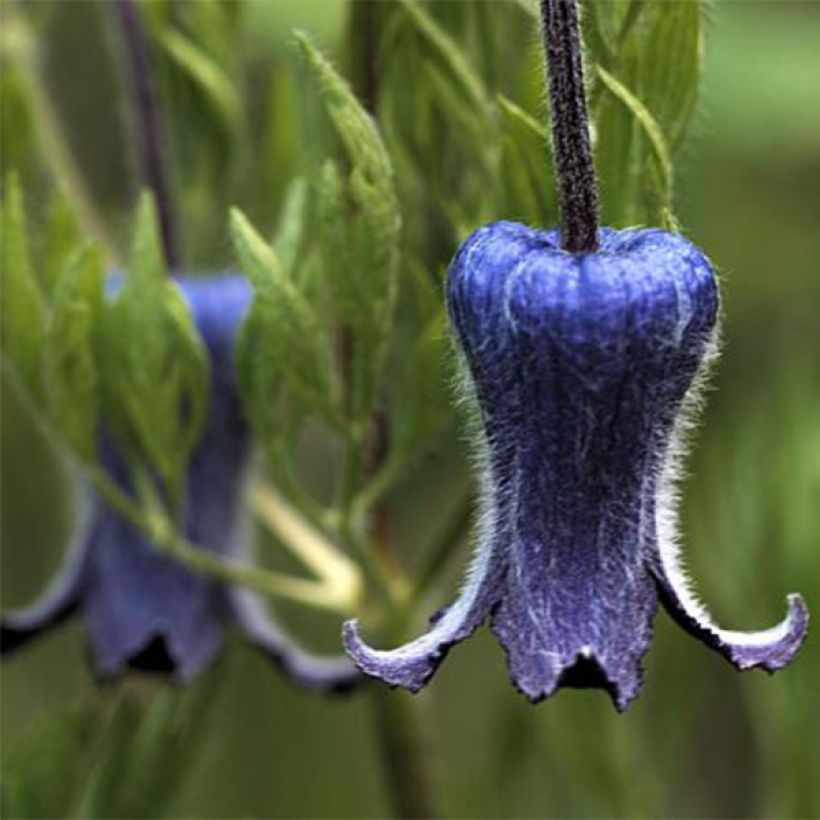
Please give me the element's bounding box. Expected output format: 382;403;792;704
2;273;358;692
345;221;809;709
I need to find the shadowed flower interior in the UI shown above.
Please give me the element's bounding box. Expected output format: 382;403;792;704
344;221;809;709
1;273;358;692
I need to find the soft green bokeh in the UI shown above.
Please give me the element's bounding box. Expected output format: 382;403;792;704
2;1;819;817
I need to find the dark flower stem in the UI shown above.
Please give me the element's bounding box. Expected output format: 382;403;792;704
349;0;381;116
113;0;179;269
540;0;600;252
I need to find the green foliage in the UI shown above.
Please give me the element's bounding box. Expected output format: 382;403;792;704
100;193;209;508
42;184;82;296
595;65;675;227
5;2;820;817
399;0;486;110
497;95;555;225
297;32;400;422
1;684;219;819
231;206;338;440
271;176;309;276
43;243;104;462
582;0;703;226
381;1;499;242
0;173;45;399
0;706;95;819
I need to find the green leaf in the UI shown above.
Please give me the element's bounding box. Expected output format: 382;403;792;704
0;172;45;399
296;32;400;420
231;207;337;435
42;184;82;297
637;0;702;151
398;0;487;110
101;193;209;506
155;26;241;138
497;95;556;225
596;65;673;211
0;707;95;819
391;311;451;459
272;176;309;278
590;0;703;227
43;243;104;462
422;59;488;146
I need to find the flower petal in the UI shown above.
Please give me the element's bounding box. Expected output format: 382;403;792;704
84;508;226;683
230;587;361;693
1;504;92;655
445;222;724;708
83;273;252;683
489;518;660;711
648;509;809;671
343;488;506;692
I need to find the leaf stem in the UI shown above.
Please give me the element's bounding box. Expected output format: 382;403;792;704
88;465;358;615
250;480;363;606
372;685;437;819
113;0;179;269
540;0;600;252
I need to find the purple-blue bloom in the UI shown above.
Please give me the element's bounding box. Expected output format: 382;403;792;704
1;274;358;692
344;221;809;709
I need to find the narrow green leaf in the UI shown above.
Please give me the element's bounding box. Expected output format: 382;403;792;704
231;207;337;432
422;60;488;144
42;184;82;297
272;176;309;278
296;33;400;420
76;699;142;819
590;1;702;227
398;0;487;109
0;707;95;819
500;137;542;225
43;243;104;462
497;95;556;224
638;1;702;151
392;311;451;458
580;0;617;69
0;172;45;399
294;32;392;188
596;65;674;211
156;27;241;136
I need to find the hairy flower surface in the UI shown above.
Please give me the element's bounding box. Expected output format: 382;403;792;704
345;221;809;709
2;274;358;692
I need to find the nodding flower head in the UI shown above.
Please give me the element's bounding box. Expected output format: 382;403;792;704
344;221;808;710
1;273;358;693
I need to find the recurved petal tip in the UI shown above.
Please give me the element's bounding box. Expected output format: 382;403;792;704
1;535;89;657
342;619;433;693
718;592;809;671
653;553;810;673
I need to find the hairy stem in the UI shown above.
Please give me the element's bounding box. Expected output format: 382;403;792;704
113;0;179;269
540;0;600;252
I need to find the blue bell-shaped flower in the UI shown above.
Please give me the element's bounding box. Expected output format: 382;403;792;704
344;222;808;709
2;273;358;692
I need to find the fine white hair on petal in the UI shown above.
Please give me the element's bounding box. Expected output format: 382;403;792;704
652;325;808;664
654;328;723;629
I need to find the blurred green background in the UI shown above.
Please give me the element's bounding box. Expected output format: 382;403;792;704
2;1;819;817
